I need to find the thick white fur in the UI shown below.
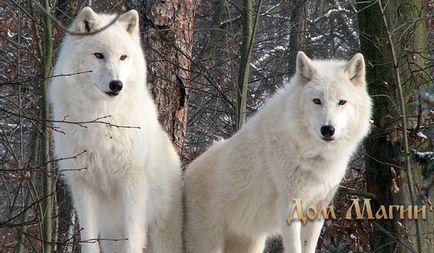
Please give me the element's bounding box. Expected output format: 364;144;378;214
184;52;372;253
49;7;182;253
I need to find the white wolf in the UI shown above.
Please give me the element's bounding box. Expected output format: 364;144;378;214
184;52;372;253
49;7;182;253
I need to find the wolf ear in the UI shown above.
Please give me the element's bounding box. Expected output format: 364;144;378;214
73;7;98;33
296;51;317;81
345;53;366;86
118;10;140;40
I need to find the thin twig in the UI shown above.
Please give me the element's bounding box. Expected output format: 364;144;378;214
0;109;141;130
0;71;93;86
32;0;120;36
372;221;418;253
339;185;377;199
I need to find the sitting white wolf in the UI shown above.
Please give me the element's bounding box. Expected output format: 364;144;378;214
49;7;182;253
184;52;372;253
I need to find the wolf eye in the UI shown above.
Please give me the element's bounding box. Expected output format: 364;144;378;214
120;55;127;61
313;98;321;105
94;53;104;59
338;100;347;106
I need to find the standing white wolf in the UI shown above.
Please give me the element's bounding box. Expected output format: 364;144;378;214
184;52;372;253
49;7;182;253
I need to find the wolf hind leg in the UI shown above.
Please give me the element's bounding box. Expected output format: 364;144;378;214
223;234;266;253
184;210;224;253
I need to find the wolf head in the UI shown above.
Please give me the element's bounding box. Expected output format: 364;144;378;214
58;7;144;98
293;52;372;144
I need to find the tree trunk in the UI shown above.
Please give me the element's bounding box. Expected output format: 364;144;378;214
235;0;263;130
41;0;54;252
126;0;196;159
288;0;307;76
357;0;431;252
235;0;253;130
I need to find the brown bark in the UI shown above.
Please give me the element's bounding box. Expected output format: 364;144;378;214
357;0;431;252
127;0;196;157
288;0;307;76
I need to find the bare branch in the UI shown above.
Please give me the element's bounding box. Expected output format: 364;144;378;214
31;0;120;36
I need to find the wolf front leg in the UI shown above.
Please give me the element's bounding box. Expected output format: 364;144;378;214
121;179;148;253
279;199;302;253
147;179;183;253
281;221;302;253
301;218;324;253
302;186;338;253
70;182;100;253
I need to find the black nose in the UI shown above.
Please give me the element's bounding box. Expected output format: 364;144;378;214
321;125;335;138
109;80;123;93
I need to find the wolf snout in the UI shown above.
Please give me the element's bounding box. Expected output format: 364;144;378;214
320;125;335;141
106;80;123;96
